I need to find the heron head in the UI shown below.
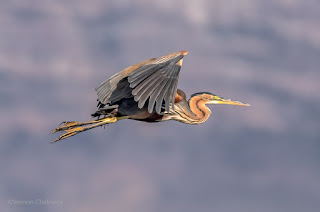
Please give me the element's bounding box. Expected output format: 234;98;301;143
191;92;250;106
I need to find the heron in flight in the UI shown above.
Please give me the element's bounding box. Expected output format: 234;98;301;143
52;51;249;142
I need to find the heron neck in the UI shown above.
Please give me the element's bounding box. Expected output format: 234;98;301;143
187;96;211;124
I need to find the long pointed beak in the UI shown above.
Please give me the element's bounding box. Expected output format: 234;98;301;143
209;98;250;106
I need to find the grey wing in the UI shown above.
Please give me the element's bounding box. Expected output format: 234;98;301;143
95;57;157;105
95;71;124;105
95;51;187;114
128;54;185;114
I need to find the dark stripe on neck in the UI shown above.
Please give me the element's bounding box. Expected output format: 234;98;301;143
195;98;206;118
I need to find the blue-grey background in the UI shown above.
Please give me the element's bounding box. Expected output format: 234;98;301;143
1;1;320;212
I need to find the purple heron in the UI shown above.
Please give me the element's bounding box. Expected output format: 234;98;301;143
52;51;249;142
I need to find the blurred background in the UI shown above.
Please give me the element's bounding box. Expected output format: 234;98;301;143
1;0;320;211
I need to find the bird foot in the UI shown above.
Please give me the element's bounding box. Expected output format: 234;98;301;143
52;121;80;133
51;116;119;142
52;127;84;142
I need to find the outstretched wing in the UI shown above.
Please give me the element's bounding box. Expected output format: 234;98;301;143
95;51;188;114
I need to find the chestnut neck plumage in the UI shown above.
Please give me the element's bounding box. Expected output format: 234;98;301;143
171;95;211;124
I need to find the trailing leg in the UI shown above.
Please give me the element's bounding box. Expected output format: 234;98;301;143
51;116;127;142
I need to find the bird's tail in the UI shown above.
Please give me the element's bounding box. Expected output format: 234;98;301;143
51;116;127;143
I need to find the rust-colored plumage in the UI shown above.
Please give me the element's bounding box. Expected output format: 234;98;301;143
52;51;249;142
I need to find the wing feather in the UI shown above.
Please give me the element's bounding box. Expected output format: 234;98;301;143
136;72;165;108
155;79;172;114
128;64;159;88
95;51;187;114
147;77;167;113
132;70;163;97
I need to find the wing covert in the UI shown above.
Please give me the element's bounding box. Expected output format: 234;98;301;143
95;51;188;114
128;53;186;114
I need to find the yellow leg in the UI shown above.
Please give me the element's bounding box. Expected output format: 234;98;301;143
51;116;126;143
52;119;110;133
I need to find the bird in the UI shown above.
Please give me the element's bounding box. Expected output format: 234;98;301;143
52;51;249;142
